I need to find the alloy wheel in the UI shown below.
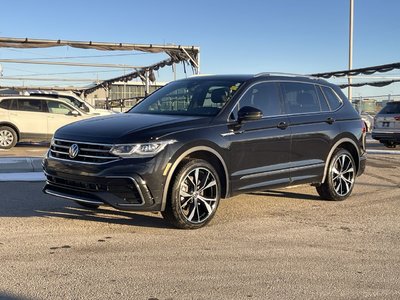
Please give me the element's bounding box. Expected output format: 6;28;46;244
0;129;14;148
332;153;355;196
179;167;219;224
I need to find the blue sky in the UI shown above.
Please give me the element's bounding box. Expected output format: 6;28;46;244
1;0;400;98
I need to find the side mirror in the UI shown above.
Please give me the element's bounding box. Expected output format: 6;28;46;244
70;110;80;117
238;106;263;123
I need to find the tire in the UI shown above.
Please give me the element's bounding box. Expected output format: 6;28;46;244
0;126;18;149
383;142;396;148
316;148;356;201
162;159;221;229
74;200;100;209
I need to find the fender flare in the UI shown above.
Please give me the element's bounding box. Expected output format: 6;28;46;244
321;137;360;183
161;146;229;211
0;121;20;140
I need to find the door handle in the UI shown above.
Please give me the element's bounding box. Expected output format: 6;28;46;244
326;117;335;124
277;122;288;130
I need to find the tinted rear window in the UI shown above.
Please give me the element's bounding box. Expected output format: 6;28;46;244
0;99;12;109
321;86;342;111
16;99;44;112
379;102;400;114
281;82;322;114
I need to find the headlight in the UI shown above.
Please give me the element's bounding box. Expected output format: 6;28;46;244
109;140;176;157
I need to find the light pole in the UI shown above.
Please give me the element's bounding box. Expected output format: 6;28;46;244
348;0;354;101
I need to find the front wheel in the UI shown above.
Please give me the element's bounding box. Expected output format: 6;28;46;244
316;149;356;201
162;159;221;229
74;200;100;209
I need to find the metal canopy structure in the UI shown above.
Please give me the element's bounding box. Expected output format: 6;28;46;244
310;62;400;90
0;37;200;95
310;62;400;79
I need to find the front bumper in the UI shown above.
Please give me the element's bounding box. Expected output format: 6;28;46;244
42;153;169;211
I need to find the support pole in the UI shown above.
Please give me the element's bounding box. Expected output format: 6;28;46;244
145;69;150;96
348;0;354;101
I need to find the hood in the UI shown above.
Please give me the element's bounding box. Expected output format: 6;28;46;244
90;108;116;116
54;113;211;144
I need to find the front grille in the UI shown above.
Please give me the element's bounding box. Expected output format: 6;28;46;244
50;139;119;164
46;174;144;205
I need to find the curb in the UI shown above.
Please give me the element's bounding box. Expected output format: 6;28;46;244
0;157;45;182
0;157;43;173
366;149;400;155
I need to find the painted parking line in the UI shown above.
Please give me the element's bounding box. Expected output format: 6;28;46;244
0;172;45;182
366;149;400;155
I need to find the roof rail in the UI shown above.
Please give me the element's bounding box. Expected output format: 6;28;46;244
254;72;319;79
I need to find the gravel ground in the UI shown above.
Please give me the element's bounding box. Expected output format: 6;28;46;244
0;154;399;300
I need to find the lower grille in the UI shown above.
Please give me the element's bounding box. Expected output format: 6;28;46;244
46;174;144;205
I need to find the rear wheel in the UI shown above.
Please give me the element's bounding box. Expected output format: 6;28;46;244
316;148;356;201
0;126;17;149
162;159;221;229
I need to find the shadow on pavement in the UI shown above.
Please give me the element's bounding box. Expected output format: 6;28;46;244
0;292;34;300
251;190;322;201
0;182;170;229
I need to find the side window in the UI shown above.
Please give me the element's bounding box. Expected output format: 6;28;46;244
0;99;12;110
10;99;18;110
233;82;281;119
17;99;43;112
47;101;75;115
316;86;330;111
281;82;322;114
321;86;342;111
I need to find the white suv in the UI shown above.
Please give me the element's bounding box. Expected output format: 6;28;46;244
26;91;114;115
372;101;400;148
0;96;93;149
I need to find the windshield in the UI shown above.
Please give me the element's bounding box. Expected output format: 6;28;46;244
130;78;243;116
379;102;400;114
59;96;92;113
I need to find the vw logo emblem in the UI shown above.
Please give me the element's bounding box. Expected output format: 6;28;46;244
68;144;80;159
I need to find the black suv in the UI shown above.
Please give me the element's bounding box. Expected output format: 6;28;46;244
43;74;366;229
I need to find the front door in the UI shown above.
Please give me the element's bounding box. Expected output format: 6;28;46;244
46;100;85;137
225;82;292;194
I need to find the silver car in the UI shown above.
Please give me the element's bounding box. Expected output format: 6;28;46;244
372;101;400;148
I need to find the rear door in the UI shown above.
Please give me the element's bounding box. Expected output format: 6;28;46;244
226;81;292;193
9;99;48;141
280;82;340;184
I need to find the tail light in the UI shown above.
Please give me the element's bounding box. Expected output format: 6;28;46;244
361;120;367;133
394;116;400;121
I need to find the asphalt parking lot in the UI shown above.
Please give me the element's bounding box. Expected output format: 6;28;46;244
0;151;399;299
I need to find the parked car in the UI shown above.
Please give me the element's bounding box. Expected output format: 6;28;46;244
26;91;115;115
372;101;400;148
361;112;374;132
0;96;94;149
43;74;366;229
